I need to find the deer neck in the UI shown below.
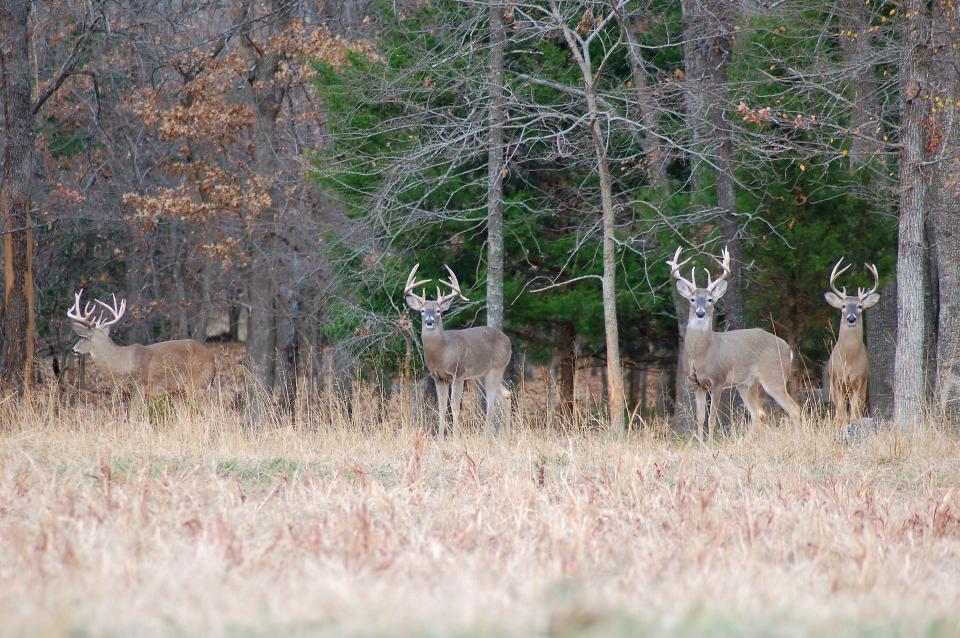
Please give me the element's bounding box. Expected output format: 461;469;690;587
684;314;716;366
836;319;865;352
421;323;446;350
88;335;139;376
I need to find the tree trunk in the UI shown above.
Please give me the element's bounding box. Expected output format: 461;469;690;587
893;1;932;428
930;3;960;427
614;4;668;187
242;0;293;420
867;280;897;418
680;0;744;330
588;102;626;432
556;320;575;413
0;0;36;396
839;0;880;168
486;0;506;331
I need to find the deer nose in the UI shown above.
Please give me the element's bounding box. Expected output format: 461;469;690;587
695;309;706;319
424;317;436;328
846;314;857;325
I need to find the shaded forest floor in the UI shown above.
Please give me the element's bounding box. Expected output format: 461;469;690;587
1;395;958;637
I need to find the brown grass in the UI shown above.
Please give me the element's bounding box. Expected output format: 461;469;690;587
1;389;959;637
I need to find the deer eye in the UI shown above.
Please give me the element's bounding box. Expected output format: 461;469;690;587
857;304;863;311
707;297;713;304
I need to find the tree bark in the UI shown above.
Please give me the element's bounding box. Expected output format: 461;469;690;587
556;320;575;413
930;3;960;427
588;104;626;432
893;1;932;428
486;0;506;331
614;4;668;187
839;0;880;168
680;0;744;330
242;0;294;419
0;0;36;396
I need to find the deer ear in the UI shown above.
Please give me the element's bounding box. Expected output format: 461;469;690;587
824;292;845;308
674;279;695;300
101;325;111;337
861;292;880;309
438;297;455;312
710;279;728;300
406;295;424;312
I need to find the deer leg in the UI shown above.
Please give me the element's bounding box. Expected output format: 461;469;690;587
434;380;449;439
450;377;465;437
707;391;720;441
760;378;802;424
483;366;507;435
738;383;764;431
694;388;707;442
849;382;865;421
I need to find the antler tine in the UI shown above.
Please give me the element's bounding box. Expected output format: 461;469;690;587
706;246;732;294
438;264;469;302
92;293;127;329
859;262;880;299
66;290;97;326
666;246;696;290
829;256;851;298
404;263;431;303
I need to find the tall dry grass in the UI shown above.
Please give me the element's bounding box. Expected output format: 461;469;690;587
1;387;959;637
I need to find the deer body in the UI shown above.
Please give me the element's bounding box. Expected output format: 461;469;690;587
824;259;880;422
670;247;801;440
68;291;215;409
405;265;512;437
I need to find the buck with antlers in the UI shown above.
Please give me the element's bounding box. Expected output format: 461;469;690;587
669;246;801;440
404;264;512;437
823;258;880;423
67;290;215;410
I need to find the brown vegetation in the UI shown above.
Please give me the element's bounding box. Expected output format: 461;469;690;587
1;396;958;636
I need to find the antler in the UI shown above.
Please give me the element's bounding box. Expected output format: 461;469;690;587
859;262;879;300
66;290;97;327
93;293;127;329
829;256;852;298
437;264;469;304
667;246;698;291
705;246;731;294
404;263;431;305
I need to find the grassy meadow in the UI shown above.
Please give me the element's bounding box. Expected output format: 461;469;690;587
1;389;959;637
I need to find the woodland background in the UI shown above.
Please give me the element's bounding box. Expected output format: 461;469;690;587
1;0;958;428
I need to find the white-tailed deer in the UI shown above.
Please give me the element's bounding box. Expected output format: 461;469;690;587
823;258;880;423
668;246;801;440
404;265;512;437
67;291;215;410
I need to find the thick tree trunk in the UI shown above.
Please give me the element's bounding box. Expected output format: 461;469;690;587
680;0;744;330
486;0;506;331
242;0;293;419
839;0;880;168
930;3;960;427
893;2;932;428
867;280;897;418
0;0;36;396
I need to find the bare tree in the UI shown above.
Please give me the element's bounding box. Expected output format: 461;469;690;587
486;0;507;331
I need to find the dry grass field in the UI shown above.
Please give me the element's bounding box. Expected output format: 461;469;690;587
1;390;959;637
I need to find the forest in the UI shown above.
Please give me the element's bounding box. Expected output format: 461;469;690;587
4;2;960;636
0;0;959;428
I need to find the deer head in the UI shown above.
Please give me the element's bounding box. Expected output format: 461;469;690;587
404;264;469;332
67;290;127;355
667;246;731;327
823;258;880;329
